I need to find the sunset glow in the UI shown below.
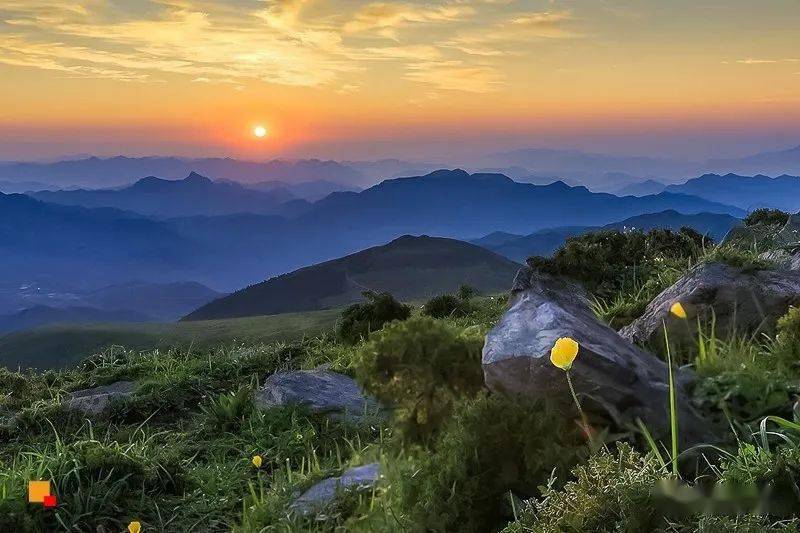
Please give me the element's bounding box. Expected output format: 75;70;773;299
0;1;798;160
253;126;267;139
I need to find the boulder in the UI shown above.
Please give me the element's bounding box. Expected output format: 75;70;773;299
290;463;381;516
620;262;800;348
482;267;708;445
255;369;379;420
64;381;136;415
760;248;800;271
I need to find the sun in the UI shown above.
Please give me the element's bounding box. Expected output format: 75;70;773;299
253;125;267;138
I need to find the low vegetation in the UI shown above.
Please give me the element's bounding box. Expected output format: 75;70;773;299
3;226;800;531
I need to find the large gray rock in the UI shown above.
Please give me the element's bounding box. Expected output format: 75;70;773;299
760;248;800;271
64;381;136;415
620;262;800;348
290;463;381;516
482;267;708;445
255;369;378;420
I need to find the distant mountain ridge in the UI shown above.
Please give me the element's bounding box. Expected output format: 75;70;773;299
0;306;152;335
183;235;522;320
0;156;365;188
664;173;800;212
475;210;741;262
31;172;309;218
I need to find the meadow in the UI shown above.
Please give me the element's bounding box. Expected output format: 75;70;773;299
2;216;800;531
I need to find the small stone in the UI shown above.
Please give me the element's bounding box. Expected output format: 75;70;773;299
64;381;136;415
290;463;381;516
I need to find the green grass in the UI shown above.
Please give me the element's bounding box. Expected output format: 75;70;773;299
0;309;342;370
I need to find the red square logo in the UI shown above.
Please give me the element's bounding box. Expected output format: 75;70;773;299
43;494;57;508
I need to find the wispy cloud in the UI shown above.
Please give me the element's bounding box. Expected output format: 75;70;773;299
0;1;575;94
737;58;800;64
343;2;474;39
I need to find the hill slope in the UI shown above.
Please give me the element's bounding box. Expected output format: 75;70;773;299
0;305;152;335
184;235;521;320
31;172;308;218
0;191;201;287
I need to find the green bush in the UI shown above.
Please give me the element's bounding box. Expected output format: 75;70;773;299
504;444;663;533
356;316;484;444
389;393;583;532
422;293;470;319
744;208;791;227
337;291;411;344
776;307;800;362
529;227;707;297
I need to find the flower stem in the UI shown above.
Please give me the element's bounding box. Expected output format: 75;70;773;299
663;322;679;476
565;371;590;438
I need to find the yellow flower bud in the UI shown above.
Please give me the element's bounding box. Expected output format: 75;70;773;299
670;302;687;319
128;522;142;533
252;455;262;468
550;337;579;371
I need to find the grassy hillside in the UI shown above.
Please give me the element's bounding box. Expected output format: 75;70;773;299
0;309;340;370
184;235;521;321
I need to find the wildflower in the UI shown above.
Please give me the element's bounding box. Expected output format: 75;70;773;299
670;302;687;319
550;337;591;442
252;455;262;468
128;522;142;533
550;337;579;371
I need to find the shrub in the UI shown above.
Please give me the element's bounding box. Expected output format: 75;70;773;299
701;244;774;272
776;307;800;362
356;316;484;444
337;291;411;344
504;444;663;533
422;293;470;319
389;393;583;532
529;227;707;297
744;208;790;228
457;284;478;300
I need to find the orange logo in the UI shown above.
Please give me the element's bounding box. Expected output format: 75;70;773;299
28;480;57;508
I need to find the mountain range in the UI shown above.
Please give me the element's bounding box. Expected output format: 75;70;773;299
31;172;309;218
0;156;365;188
0;169;748;294
184;235;521;320
664;173;800;212
473;210;741;262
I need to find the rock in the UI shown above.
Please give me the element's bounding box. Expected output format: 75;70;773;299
482;267;708;446
290;463;381;516
64;381;136;415
255;369;378;420
620;262;800;348
760;248;800;271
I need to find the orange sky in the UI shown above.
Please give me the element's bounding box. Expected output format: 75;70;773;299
1;0;799;161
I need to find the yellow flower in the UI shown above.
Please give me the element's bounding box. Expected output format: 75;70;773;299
550;337;579;371
670;302;687;319
128;521;142;533
252;455;262;469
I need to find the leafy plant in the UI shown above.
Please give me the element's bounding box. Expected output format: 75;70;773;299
387;393;583;533
529;227;707;298
337;291;411;344
422;293;471;319
744;208;791;228
356;316;484;444
199;386;254;432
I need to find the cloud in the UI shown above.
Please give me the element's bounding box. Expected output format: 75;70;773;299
404;60;502;93
0;0;519;93
442;9;578;56
343;2;474;39
737;58;800;64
